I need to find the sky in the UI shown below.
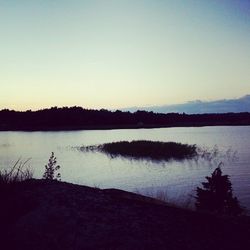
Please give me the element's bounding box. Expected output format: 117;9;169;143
0;0;250;111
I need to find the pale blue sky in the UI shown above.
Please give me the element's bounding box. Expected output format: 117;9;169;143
0;0;250;110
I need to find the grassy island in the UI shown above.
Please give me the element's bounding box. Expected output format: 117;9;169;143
82;140;197;161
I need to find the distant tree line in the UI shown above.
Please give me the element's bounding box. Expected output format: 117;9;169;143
0;106;250;131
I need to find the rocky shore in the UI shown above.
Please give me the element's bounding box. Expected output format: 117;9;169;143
1;179;250;250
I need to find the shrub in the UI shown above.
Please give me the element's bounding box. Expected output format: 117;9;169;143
195;164;243;215
42;152;61;180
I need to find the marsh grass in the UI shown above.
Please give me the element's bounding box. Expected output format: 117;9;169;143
81;140;198;161
134;188;194;210
0;159;35;243
0;158;33;187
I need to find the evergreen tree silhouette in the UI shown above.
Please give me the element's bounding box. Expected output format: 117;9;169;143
195;164;243;215
43;152;61;181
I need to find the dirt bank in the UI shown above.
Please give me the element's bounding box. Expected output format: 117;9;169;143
1;179;250;250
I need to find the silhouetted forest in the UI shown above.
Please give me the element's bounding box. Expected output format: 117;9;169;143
0;106;250;131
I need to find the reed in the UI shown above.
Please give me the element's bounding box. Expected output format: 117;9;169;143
0;159;33;187
83;140;197;161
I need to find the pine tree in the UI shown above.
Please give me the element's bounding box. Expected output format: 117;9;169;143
43;152;61;181
195;165;242;215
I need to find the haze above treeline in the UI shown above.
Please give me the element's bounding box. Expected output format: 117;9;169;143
122;95;250;114
2;95;250;114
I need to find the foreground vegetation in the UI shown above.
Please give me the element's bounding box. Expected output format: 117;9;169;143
196;165;243;215
0;159;33;187
82;140;198;161
0;152;60;189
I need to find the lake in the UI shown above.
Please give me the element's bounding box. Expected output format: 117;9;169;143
0;126;250;212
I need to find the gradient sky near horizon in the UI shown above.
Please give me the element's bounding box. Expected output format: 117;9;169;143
1;0;250;110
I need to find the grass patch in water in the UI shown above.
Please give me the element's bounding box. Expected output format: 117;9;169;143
82;140;197;161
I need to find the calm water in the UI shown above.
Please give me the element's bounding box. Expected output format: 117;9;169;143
0;126;250;211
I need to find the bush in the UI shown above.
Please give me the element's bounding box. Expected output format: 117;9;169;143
42;152;61;180
195;164;243;215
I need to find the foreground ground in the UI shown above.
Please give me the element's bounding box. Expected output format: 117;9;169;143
1;180;250;250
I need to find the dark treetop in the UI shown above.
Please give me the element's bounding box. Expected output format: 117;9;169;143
0;106;250;131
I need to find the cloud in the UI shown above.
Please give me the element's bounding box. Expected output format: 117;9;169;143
123;95;250;114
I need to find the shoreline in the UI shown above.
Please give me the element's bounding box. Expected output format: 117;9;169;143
1;123;250;132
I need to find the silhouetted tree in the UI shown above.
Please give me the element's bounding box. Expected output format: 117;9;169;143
43;152;61;181
195;165;243;215
0;107;250;130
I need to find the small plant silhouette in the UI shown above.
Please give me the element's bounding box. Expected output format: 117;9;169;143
195;164;242;215
0;158;33;189
43;152;61;181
